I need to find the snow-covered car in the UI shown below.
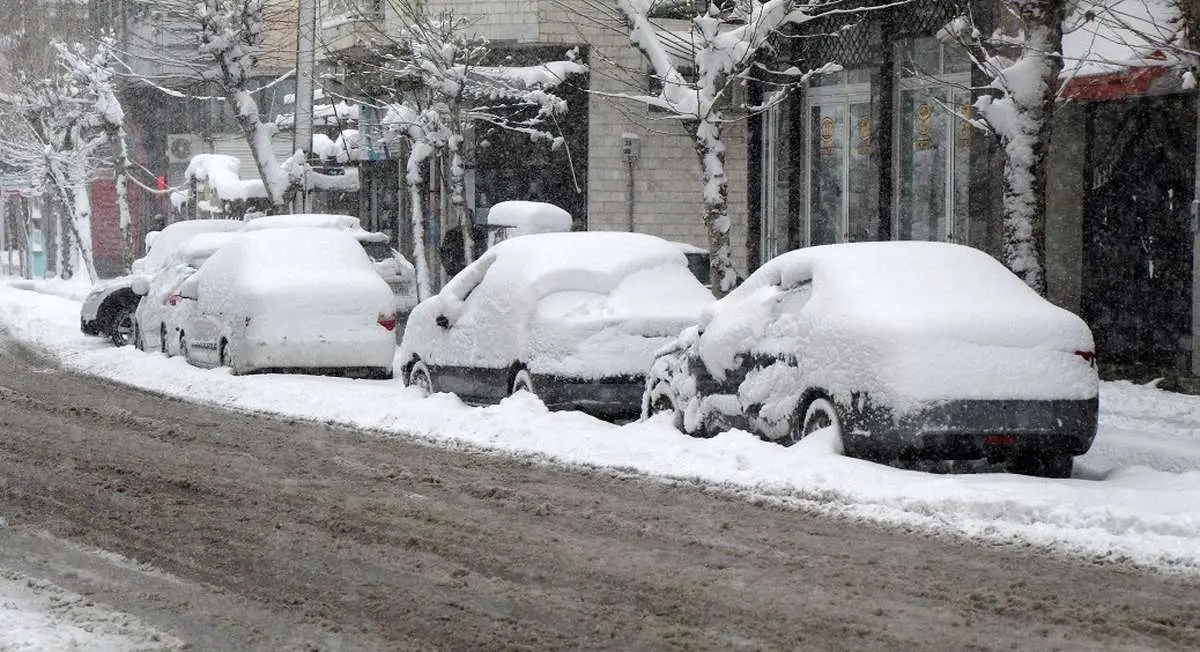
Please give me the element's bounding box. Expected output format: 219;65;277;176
80;219;244;346
643;241;1100;478
175;227;397;378
399;231;715;419
130;232;242;356
239;213;418;316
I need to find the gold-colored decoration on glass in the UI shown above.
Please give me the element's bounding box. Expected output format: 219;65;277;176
819;115;837;156
914;103;934;151
855;116;873;156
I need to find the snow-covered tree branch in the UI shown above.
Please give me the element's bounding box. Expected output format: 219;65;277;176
342;0;586;292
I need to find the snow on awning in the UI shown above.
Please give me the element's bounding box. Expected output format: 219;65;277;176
1059;0;1182;100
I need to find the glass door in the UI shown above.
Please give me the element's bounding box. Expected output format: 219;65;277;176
805;72;873;246
894;38;972;243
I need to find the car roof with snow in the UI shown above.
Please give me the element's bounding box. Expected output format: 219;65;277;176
485;201;572;237
205;227;379;284
175;232;243;268
240;213;389;243
459;231;690;297
138;219;245;273
716;241;1092;348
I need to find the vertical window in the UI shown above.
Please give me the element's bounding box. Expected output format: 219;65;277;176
894;38;972;243
804;69;875;246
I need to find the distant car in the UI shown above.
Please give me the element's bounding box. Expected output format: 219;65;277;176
176;227;397;378
643;241;1100;479
399;231;714;420
80;219;244;346
239;213;418;317
131;232;242;356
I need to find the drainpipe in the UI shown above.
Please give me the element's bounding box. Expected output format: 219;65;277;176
621;133;640;231
1186;0;1200;375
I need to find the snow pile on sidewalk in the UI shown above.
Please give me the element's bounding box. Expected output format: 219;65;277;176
1;282;1199;573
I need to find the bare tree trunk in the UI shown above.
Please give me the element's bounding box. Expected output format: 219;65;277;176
995;1;1067;296
694;117;736;297
407;157;433;300
108;124;135;272
448;140;472;265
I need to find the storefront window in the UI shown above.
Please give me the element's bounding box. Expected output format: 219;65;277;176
804;69;875;245
894;37;972;243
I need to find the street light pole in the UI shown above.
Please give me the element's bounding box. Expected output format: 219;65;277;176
295;0;317;213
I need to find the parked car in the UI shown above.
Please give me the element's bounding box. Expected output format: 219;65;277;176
399;231;714;419
643;241;1100;478
176;227;397;378
131;232;242;356
239;213;418;317
80;219;243;346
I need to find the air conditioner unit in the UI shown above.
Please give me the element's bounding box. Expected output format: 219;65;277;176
166;134;201;163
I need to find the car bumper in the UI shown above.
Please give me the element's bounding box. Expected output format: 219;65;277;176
239;336;395;374
532;373;645;420
841;396;1099;461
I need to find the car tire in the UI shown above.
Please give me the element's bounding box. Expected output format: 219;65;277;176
646;385;685;433
108;305;135;347
510;368;534;395
219;339;233;373
786;396;842;447
159;324;168;355
179;333;190;362
408;360;434;397
1008;453;1073;479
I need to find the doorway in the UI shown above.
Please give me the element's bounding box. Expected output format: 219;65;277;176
1084;95;1195;370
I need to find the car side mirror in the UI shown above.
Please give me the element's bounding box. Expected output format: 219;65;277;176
130;276;150;296
435;314;450;329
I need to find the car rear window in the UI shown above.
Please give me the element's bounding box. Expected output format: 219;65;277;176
360;240;393;263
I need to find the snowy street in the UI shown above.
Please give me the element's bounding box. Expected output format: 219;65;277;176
0;278;1199;648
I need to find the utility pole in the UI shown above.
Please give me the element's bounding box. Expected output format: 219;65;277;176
294;0;317;213
1185;0;1200;376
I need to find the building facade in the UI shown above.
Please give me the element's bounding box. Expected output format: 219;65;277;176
320;0;751;283
753;0;1198;379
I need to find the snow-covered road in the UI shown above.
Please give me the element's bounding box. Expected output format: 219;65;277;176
2;277;1198;582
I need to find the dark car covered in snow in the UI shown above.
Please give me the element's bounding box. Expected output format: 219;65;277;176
643;241;1100;478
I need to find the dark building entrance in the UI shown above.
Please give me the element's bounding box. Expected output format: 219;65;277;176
1084;95;1195;371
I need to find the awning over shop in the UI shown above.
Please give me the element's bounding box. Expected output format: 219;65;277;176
1058;0;1183;101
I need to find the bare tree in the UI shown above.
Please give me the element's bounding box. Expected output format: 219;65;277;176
581;0;895;296
116;0;301;209
331;1;585;287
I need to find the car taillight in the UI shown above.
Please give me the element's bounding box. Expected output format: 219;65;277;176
1074;350;1097;367
377;313;397;331
168;291;180;306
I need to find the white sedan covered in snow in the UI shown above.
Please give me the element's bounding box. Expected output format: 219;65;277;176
643;241;1100;478
399;231;715;419
131;231;241;356
175;227;398;378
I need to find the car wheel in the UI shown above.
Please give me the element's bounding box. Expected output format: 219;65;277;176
159;324;168;355
646;385;685;433
510;368;534;395
108;306;135;347
408;360;434;397
786;396;842;447
179;333;190;361
1008;453;1073;479
219;339;233;372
